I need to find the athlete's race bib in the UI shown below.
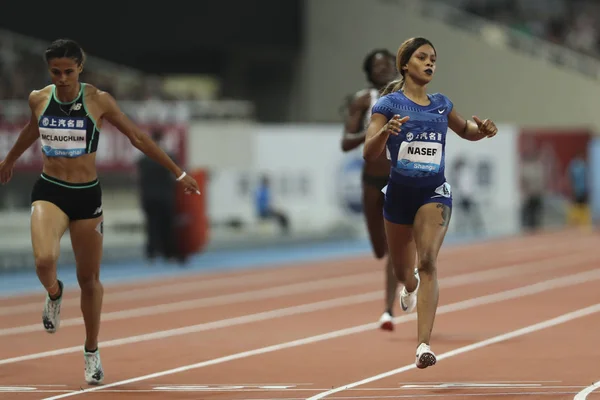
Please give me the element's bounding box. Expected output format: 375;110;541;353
396;141;442;174
39;116;87;158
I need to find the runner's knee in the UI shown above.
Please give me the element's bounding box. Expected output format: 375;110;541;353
35;254;58;274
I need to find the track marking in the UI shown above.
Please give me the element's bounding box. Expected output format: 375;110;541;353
0;291;379;365
0;386;37;391
150;382;312;385
402;383;544;388
39;270;600;399
0;265;349;316
7;383;580;394
399;381;562;384
0;383;317;394
1;250;595;338
574;381;600;399
0;384;579;395
307;303;600;399
0;384;72;394
2;258;597;366
232;394;600;399
0;272;384;336
152;384;297;391
0;230;586;316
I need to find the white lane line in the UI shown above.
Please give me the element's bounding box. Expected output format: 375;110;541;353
2;253;596;366
307;303;600;399
39;269;600;399
0;272;381;336
3;249;595;336
0;230;584;316
574;381;600;399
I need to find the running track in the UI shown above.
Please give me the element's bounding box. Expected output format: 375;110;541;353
1;229;599;399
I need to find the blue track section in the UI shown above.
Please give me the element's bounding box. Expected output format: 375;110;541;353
0;235;492;298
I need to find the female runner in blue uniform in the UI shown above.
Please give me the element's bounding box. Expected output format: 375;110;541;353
363;37;497;369
0;39;200;385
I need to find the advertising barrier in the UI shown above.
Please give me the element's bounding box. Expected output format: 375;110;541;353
207;123;522;236
517;128;594;228
444;124;520;236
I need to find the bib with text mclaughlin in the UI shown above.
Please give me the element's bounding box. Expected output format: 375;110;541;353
39;116;88;158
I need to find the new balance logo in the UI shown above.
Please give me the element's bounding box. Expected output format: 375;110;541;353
95;221;103;236
93;206;102;215
71;103;82;111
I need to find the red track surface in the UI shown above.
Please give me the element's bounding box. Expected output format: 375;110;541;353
1;229;599;399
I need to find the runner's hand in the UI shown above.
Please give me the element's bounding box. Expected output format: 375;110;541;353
178;173;201;195
385;115;410;136
473;116;497;138
0;160;14;184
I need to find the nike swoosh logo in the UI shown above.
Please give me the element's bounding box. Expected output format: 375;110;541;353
401;299;408;311
438;109;445;114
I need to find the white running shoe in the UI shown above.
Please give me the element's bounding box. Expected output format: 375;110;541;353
42;280;63;333
84;348;104;385
415;342;437;369
400;268;420;313
378;311;394;331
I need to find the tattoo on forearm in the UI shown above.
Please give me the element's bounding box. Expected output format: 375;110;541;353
436;204;451;227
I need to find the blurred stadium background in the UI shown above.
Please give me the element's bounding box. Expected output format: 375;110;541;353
0;0;599;277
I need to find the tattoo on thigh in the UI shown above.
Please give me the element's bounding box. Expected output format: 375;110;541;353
436;204;451;227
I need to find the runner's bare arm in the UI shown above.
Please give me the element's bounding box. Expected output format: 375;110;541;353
95;91;184;178
4;91;43;164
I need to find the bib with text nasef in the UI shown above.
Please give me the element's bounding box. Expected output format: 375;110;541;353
397;141;442;173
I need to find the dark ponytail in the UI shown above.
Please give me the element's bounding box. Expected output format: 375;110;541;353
381;77;404;96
